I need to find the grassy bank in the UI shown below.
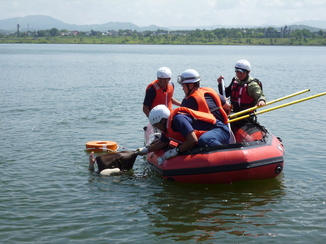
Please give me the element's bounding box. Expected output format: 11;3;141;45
1;35;326;46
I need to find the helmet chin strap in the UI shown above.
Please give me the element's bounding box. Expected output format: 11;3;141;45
186;83;195;97
243;73;250;81
237;72;249;81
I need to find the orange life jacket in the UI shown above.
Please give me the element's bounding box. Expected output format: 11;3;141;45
164;107;216;143
188;87;229;124
146;80;174;110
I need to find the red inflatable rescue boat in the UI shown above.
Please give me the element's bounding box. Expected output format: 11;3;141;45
144;122;284;184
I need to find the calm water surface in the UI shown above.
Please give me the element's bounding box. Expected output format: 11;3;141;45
0;44;325;243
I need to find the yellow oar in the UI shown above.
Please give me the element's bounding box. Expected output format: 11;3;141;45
229;89;310;119
229;92;326;123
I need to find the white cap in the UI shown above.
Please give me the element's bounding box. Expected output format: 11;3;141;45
157;67;172;78
235;60;251;72
177;69;201;84
148;105;170;125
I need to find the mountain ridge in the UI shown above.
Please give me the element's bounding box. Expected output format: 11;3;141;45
0;15;160;32
0;15;325;33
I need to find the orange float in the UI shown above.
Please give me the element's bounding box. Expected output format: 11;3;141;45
85;141;118;153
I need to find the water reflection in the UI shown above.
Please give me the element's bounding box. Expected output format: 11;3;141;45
145;175;285;241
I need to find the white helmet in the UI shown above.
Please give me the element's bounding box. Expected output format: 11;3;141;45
157;67;172;79
177;69;201;84
235;60;251;72
148;105;170;125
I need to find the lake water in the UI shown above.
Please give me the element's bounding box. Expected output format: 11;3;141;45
0;44;325;243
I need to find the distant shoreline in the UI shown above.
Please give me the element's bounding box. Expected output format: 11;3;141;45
1;36;325;46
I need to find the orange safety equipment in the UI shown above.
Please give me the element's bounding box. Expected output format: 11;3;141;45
187;87;229;124
146;80;174;110
165;107;216;144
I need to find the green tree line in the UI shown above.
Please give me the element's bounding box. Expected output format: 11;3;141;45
1;26;325;45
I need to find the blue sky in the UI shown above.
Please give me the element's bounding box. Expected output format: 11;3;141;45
1;0;326;27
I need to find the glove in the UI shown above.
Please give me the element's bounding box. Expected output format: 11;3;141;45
135;147;148;155
163;148;178;159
